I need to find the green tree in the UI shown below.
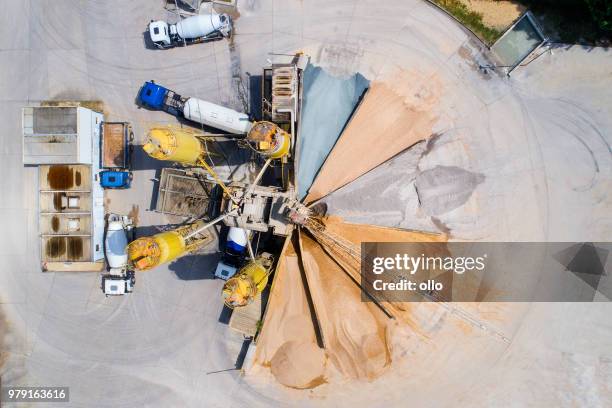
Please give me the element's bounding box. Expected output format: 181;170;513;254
585;0;612;31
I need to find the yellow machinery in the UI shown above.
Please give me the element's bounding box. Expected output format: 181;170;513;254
143;126;204;165
127;219;215;271
142;123;291;203
245;121;291;160
144;122;291;163
222;253;273;308
143;126;237;203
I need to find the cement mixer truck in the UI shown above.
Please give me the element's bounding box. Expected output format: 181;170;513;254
148;13;232;49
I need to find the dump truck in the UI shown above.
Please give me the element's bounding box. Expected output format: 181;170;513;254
148;13;232;49
100;122;133;189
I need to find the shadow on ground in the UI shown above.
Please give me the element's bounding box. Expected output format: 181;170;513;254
170;253;221;280
131;145;168;171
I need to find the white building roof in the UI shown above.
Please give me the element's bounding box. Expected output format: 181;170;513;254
28;106;106;268
23;106;98;165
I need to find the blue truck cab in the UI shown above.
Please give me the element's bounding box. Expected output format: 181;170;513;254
138;81;168;109
137;81;185;116
100;170;132;189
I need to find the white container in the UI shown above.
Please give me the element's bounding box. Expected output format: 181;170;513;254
227;227;248;251
105;220;128;269
176;14;231;40
183;98;251;134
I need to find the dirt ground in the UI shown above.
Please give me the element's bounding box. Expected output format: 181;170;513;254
460;0;526;30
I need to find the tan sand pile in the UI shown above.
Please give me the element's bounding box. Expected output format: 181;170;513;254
252;219;447;388
299;231;391;380
322;216;446;243
459;0;525;31
270;341;326;389
305;70;441;204
252;239;326;388
315;217;448;327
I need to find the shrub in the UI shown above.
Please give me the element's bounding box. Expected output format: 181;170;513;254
585;0;612;31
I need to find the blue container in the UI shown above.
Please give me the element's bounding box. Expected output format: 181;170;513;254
138;81;167;109
100;170;132;189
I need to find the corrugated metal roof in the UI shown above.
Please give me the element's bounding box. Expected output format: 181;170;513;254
31;107;78;134
22;106;92;165
23;107;78;164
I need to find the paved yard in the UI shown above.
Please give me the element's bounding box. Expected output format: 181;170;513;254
0;0;610;407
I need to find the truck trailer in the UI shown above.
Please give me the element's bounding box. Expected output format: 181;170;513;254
148;13;232;49
137;81;251;134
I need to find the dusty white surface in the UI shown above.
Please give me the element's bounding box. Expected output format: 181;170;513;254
0;0;610;407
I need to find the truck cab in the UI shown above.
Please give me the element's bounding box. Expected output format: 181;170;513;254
137;81;185;116
138;81;168;110
102;273;135;296
100;170;132;189
149;21;171;47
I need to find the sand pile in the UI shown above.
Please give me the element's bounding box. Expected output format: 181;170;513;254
300;232;391;380
322;216;446;242
318;218;448;326
251;218;447;388
305;70;441;204
254;64;446;388
270;341;326;389
252;239;326;388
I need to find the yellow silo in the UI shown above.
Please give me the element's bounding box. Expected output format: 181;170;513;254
143;127;204;165
127;231;186;271
246;121;291;160
127;220;213;271
222;254;272;308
